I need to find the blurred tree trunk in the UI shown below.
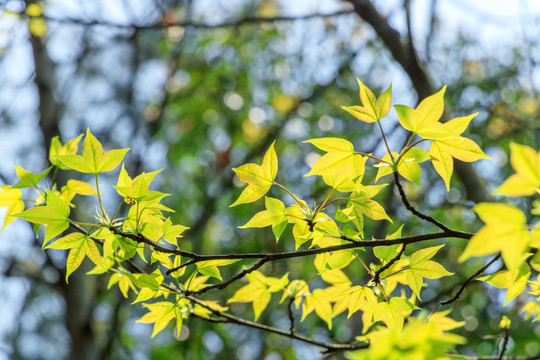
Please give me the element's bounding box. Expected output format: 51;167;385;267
28;20;101;360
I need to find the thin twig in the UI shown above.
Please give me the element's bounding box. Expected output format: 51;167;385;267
36;9;355;30
393;171;452;232
440;253;501;306
373;244;407;284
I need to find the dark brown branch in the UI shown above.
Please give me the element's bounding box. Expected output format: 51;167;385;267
440;253;501;306
499;327;509;360
373;244;407;284
125;260;366;352
187;296;367;353
393;171;452;232
164;230;472;274
288;298;296;335
36;9;355;30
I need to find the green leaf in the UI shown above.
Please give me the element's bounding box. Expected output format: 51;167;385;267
45;232;102;282
137;302;177;338
478;263;530;305
430;135;490;190
341;79;392;122
14;190;70;245
49;134;83;170
239;197;288;242
302;288;334;329
374;297;416;330
56;128;129;174
395;86;460;140
405;245;453;299
0;186;24;230
231;142;278;206
114;165;165;203
13;165;52;188
161;218;189;245
459;203;531;269
304;138;366;182
495;143;540;196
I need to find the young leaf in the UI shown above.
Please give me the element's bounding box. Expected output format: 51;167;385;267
376;148;430;186
161;218;189;245
239;197;288;241
14;190;70;245
13;165;52;188
114;165;165;203
495;143;540;196
341;79;392;123
304;138;366;181
459;203;531;269
137;302;177;338
230;142;278;206
395;86;458;140
45;232;102;282
478;263;530;305
405;245;453;299
373;297;416;331
0;186;24;230
56;128;129;174
49;134;83;170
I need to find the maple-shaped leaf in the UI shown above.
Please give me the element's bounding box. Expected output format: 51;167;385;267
341;78;392;123
495;143;540;196
45;232;102;282
60;179;97;206
376;148;430;186
395;86;459;140
0;186;24;230
230;142;278;207
459;203;531;269
13;165;52;189
373;297;417;331
341;285;377;318
429;113;489;190
56;128;129;174
130;269;164;303
114;164;165;203
344;186;392;235
49;134;83;170
136;301;177;338
239;197;288;241
304;138;366;181
405;245;453;299
108;272;137;298
161;218;188;245
302;288;334;329
478;262;530;305
14;190;70;245
196;259;239;281
228;271;286;320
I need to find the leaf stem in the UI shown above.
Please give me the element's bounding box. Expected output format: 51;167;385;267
377;120;395;163
355;151;390;164
274;182;304;208
312;189;335;219
397;138;429;165
94;173;107;219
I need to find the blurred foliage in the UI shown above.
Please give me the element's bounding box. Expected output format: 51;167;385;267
0;0;540;359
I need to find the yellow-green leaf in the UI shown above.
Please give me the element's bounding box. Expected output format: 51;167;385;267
137;302;177;338
341;79;392;122
56;128;129;174
231;142;278;206
478;263;530;305
49;134;83;169
14;190;70;245
495;143;540;196
0;186;24;230
459;203;530;269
